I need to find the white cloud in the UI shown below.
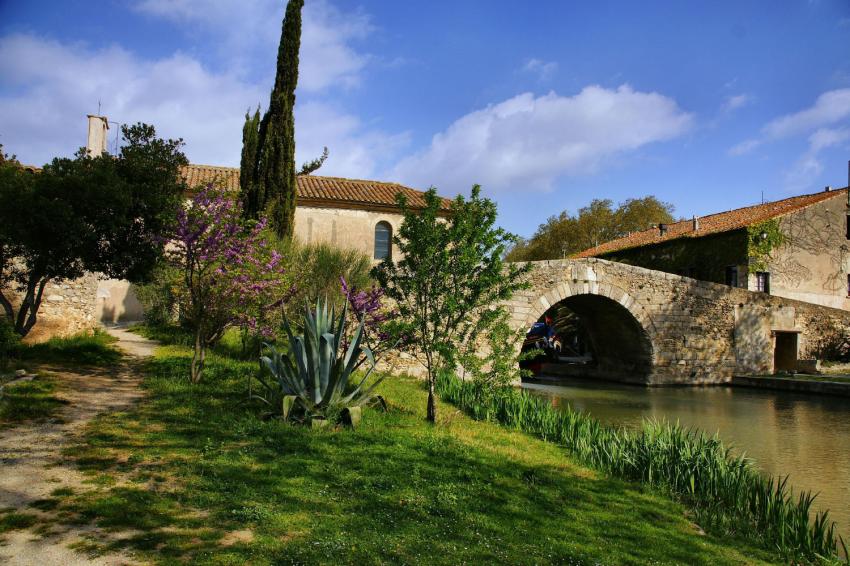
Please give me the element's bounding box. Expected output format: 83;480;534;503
134;0;372;92
784;126;850;190
522;58;558;81
729;88;850;155
388;85;693;193
0;33;403;175
763;88;850;139
728;138;761;156
721;93;753;113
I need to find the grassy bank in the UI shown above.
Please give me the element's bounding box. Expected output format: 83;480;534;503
437;375;845;563
27;342;782;565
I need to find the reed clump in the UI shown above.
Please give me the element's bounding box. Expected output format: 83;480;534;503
436;374;845;563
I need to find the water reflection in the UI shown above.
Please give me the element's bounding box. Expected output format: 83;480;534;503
524;378;850;538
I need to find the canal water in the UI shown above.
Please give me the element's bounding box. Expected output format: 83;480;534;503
523;378;850;538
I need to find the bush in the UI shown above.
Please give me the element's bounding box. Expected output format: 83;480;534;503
285;240;372;314
133;262;183;327
0;318;20;370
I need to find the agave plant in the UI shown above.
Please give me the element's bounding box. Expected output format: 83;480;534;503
260;297;384;427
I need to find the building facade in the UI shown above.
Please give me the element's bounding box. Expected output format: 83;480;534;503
575;187;850;311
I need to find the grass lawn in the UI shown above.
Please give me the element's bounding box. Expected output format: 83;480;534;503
25;341;781;566
0;373;66;427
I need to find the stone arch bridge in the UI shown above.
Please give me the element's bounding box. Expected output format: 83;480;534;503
502;258;850;385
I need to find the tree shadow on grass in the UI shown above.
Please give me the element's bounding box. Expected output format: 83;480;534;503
45;351;775;565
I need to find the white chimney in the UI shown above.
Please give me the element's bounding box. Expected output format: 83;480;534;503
692;215;700;231
86;115;109;157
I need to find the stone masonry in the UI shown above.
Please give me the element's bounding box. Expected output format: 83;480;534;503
4;274;99;342
503;258;850;385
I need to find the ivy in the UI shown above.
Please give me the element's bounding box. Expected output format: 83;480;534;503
747;219;786;273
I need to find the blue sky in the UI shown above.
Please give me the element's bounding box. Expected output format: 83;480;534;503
1;1;849;237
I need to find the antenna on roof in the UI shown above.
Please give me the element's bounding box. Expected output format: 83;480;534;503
761;190;764;204
97;99;102;116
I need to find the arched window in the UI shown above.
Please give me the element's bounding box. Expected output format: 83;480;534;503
374;221;392;260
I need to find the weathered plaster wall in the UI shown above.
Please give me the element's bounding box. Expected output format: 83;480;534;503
293;206;404;261
504;258;850;385
95;279;144;324
765;195;850;310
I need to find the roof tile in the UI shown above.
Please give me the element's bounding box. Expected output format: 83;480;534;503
179;164;451;211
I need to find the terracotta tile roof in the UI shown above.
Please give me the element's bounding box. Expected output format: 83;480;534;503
574;187;849;258
179;164;451;211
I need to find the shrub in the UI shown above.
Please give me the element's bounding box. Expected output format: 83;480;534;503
0;317;19;370
257;297;384;427
285;240;372;313
133;262;183;327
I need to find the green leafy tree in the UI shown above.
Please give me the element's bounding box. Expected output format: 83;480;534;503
507;196;675;261
0;126;187;337
373;186;530;423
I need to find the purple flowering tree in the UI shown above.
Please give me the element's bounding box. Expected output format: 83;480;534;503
169;185;290;383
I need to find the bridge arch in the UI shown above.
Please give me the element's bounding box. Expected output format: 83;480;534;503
521;280;658;382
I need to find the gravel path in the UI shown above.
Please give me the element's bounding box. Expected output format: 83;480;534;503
0;327;156;565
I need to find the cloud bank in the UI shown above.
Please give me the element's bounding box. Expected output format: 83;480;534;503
389;85;693;193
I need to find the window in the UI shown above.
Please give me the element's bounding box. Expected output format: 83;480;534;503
374;221;392;260
755;271;770;294
846;214;850;239
847;274;850;297
725;266;738;287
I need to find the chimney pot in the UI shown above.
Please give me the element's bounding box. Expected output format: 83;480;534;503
692;216;700;231
825;185;832;192
658;223;668;237
86;115;109;157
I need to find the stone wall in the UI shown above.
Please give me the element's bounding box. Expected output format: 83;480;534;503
503;258;850;385
3;273;100;343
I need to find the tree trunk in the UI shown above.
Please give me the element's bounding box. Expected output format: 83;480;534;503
191;330;206;384
426;375;436;423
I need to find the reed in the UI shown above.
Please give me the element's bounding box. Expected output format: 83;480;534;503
436;374;845;563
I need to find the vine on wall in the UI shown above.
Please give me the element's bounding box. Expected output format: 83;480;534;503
747;219;786;273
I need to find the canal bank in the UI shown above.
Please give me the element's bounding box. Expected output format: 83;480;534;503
732;374;850;397
523;376;850;541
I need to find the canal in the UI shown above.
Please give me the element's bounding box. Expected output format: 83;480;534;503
523;378;850;538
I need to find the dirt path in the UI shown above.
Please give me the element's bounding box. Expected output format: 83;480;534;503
0;327;156;565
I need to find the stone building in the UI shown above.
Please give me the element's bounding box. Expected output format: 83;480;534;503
9;115;450;338
575;187;850;311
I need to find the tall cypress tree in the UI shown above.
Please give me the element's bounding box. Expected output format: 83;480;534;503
239;108;261;219
239;0;303;238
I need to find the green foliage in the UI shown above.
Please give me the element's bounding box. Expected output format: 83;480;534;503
285;240;372;312
257;297;383;425
15;329;121;367
239;107;262;218
747;219;786;274
241;0;305;239
436;374;844;563
0;124;187;336
133;261;183;327
0;317;19;370
373;185;530;422
508;196;676;261
457;309;530;395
